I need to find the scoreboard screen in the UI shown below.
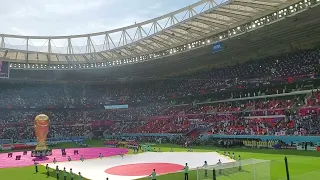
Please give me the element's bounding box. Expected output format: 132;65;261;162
0;61;9;78
104;104;128;109
212;42;224;53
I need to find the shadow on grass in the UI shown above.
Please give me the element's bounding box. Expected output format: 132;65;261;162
216;168;251;177
152;143;320;157
277;170;320;180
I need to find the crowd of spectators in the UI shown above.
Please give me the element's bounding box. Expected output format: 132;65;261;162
0;91;319;141
1;49;319;108
0;49;319;141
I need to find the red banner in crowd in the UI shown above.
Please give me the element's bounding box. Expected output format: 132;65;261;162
287;77;294;83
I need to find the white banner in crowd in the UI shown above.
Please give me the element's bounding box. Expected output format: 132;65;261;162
296;145;318;151
0;144;12;150
275;131;286;136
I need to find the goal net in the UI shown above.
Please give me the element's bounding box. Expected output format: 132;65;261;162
196;159;271;180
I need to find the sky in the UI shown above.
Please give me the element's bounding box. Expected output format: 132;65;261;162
0;0;201;36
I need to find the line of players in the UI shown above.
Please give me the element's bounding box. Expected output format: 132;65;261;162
33;147;163;180
150;151;242;180
33;148;240;180
147;149;242;180
33;151;125;180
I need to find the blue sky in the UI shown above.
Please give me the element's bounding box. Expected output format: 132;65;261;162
0;0;201;36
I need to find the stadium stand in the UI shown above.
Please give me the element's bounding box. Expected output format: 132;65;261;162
0;50;320;146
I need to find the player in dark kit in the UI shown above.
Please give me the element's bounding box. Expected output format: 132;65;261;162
34;160;38;173
46;164;50;177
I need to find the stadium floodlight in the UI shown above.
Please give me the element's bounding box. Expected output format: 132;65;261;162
196;159;271;180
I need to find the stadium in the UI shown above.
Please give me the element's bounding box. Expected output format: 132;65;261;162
0;0;320;179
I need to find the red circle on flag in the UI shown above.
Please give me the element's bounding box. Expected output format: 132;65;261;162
105;163;184;176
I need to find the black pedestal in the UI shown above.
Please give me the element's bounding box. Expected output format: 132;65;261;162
31;149;52;157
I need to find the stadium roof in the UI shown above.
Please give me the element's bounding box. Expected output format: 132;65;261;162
0;0;313;66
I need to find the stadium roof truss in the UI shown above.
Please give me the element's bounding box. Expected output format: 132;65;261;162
0;0;314;68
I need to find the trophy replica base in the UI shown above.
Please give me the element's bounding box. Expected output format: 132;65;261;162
35;146;49;151
31;149;52;157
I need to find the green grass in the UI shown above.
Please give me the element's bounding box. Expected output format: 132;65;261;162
0;140;319;180
138;144;320;180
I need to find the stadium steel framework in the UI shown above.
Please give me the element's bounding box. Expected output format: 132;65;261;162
0;0;318;69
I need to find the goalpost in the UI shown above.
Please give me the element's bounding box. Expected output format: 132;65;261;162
196;159;271;180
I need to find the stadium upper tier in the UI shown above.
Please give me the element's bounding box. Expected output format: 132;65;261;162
0;0;317;68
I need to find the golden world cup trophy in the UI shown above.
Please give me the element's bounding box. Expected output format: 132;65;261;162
34;114;50;151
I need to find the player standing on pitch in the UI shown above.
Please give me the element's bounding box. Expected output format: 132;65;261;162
99;153;103;159
78;172;82;180
55;165;60;179
46;164;50;177
183;163;189;180
217;159;222;174
120;151;124;159
150;169;157;180
238;155;242;171
70;168;74;180
203;161;208;177
33;160;38;173
63;167;67;180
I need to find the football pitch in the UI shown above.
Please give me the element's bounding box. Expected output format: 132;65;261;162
0;140;319;180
